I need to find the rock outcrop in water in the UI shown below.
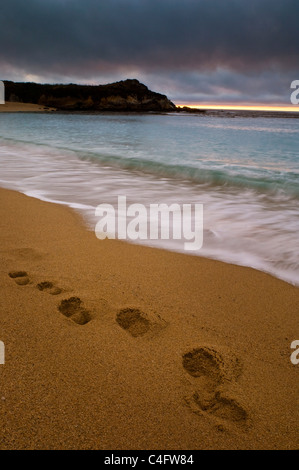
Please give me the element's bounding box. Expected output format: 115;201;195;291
3;79;176;112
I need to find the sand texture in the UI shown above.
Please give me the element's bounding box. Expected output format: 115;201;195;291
0;188;298;450
0;102;56;112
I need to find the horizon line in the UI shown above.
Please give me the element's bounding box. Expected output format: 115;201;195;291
175;103;299;113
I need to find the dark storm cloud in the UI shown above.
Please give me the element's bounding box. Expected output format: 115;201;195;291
0;0;298;103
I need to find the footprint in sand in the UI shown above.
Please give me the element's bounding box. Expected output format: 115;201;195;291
182;346;249;428
9;272;63;295
8;271;30;286
116;307;166;337
37;281;62;296
58;297;92;325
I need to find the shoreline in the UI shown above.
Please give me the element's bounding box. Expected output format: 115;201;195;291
0;102;56;112
0;187;298;449
10;187;299;288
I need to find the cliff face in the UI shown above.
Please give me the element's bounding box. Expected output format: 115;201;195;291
3;79;176;112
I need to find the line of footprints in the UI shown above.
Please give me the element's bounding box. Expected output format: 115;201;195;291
9;269;250;430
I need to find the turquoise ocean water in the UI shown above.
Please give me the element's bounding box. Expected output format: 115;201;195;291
0;112;298;285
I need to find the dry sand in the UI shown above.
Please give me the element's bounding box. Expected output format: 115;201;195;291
0;188;298;450
0;102;56;112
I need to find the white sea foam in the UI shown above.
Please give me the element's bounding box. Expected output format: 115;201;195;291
0;113;298;285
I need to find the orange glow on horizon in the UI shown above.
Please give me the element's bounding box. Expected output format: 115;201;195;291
175;103;299;113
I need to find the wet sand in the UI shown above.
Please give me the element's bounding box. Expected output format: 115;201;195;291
0;188;298;449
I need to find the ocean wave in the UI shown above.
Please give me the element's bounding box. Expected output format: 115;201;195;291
1;135;298;198
0;113;298;286
76;150;299;197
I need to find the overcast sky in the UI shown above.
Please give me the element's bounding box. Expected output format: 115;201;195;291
0;0;298;105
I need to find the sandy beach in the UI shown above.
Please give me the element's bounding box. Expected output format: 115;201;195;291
0;187;298;450
0;102;56;112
